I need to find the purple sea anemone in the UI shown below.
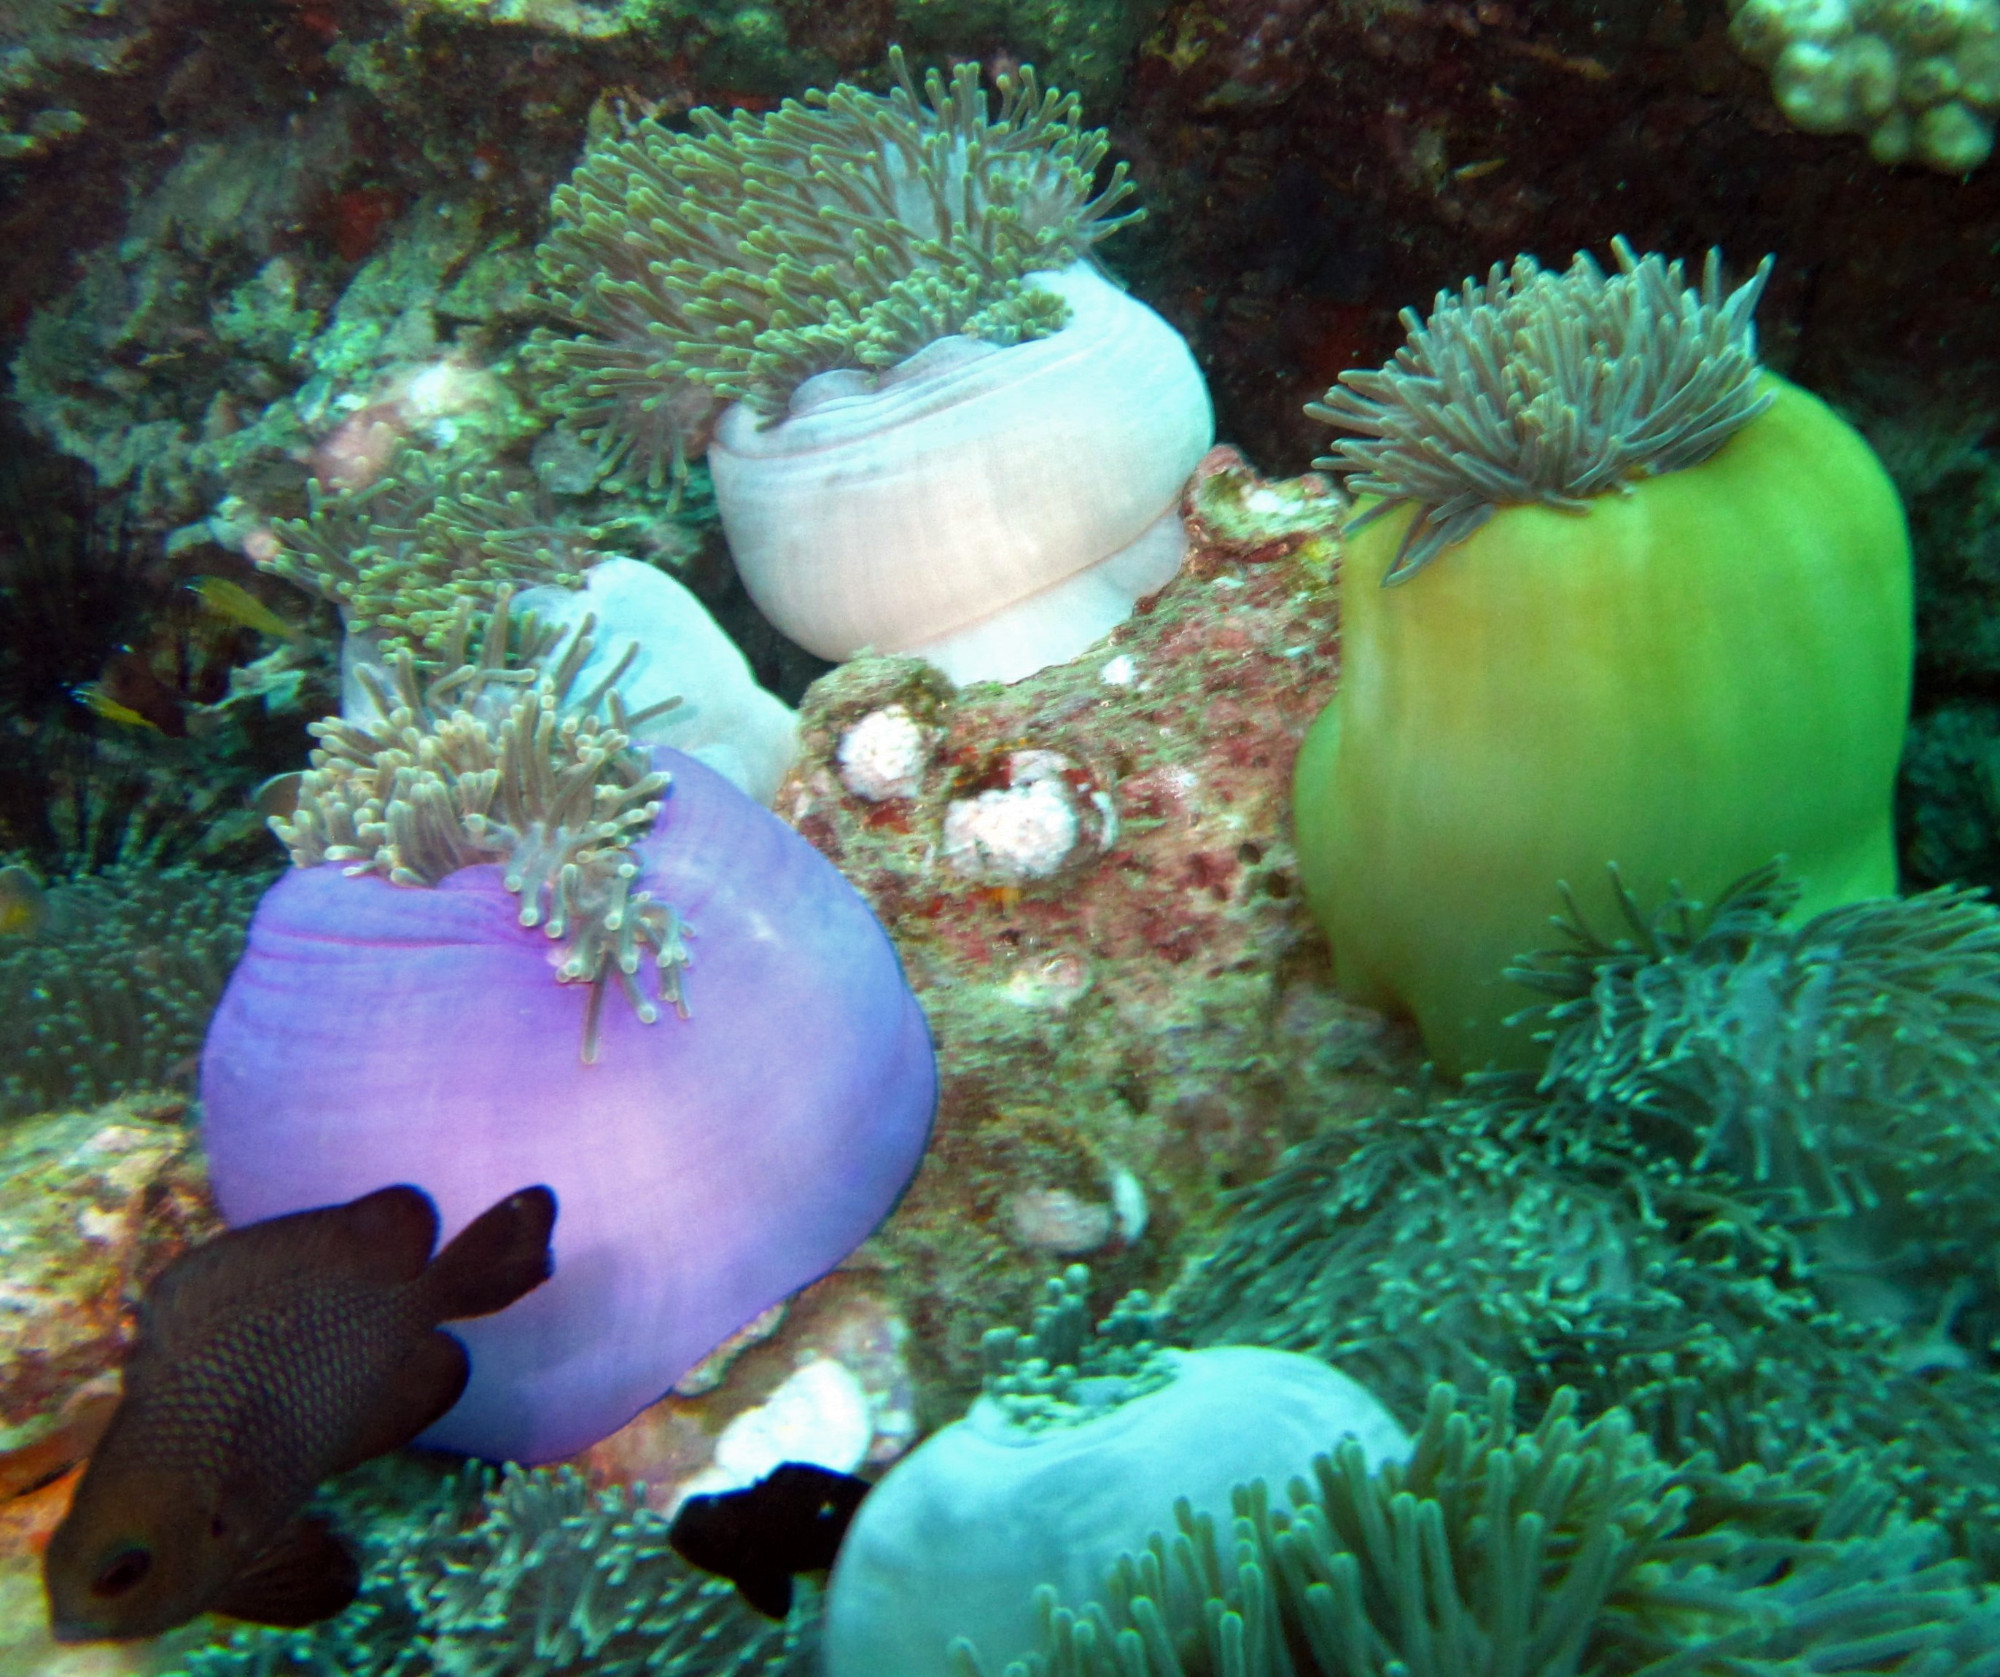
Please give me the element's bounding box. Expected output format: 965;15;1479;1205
199;612;935;1462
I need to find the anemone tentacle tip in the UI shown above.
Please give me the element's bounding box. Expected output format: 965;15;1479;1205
1308;239;1776;581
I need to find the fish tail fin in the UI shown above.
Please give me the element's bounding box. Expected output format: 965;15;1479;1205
422;1186;556;1321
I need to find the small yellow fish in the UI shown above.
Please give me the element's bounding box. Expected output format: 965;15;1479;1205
71;683;165;733
188;578;303;641
0;865;50;939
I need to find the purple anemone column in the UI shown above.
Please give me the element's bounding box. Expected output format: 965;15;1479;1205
200;750;936;1463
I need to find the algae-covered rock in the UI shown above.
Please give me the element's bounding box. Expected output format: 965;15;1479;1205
776;451;1414;1397
0;1100;216;1476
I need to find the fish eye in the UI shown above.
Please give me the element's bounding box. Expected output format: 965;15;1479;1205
90;1547;153;1598
209;1513;228;1540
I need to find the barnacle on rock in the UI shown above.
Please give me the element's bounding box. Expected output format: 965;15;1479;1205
0;856;270;1121
1307;237;1773;582
528;48;1138;486
273;594;688;1055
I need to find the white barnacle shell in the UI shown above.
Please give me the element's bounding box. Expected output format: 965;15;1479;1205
708;262;1215;687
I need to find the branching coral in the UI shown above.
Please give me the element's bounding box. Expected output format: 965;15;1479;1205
1307;237;1773;582
273;595;688;1053
529;49;1138;486
0;857;271;1120
261;446;616;656
950;1380;1992;1677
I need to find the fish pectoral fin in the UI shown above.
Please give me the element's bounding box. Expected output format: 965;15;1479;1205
209;1516;360;1628
332;1331;470;1473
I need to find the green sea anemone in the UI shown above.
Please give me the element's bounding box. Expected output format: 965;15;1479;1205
528;49;1137;486
1307;241;1774;585
1170;866;2000;1573
1293;240;1913;1074
163;1458;808;1677
1511;861;2000;1222
0;856;270;1120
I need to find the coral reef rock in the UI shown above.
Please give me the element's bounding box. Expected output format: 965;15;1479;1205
777;449;1412;1398
0;1098;216;1675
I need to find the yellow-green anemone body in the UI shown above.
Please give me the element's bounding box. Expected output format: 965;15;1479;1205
1293;375;1912;1075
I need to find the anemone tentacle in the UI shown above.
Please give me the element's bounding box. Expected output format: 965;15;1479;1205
273;592;687;1056
529;48;1139;487
1307;237;1775;582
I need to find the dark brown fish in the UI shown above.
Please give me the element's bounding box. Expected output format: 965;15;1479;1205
44;1183;557;1642
668;1461;872;1619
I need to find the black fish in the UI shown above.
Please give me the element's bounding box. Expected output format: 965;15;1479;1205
44;1183;557;1641
669;1460;872;1619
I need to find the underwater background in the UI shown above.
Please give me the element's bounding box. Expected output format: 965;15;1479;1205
4;0;2000;1670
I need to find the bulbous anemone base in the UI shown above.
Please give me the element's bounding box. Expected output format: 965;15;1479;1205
710;262;1215;686
198;751;937;1463
1293;377;1912;1078
823;1348;1409;1677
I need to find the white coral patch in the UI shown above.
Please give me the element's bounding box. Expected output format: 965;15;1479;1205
943;774;1079;882
1002;1187;1115;1255
838;705;930;801
676;1356;874;1507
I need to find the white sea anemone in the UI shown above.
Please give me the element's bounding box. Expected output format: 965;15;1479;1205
714;262;1210;683
531;52;1214;686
